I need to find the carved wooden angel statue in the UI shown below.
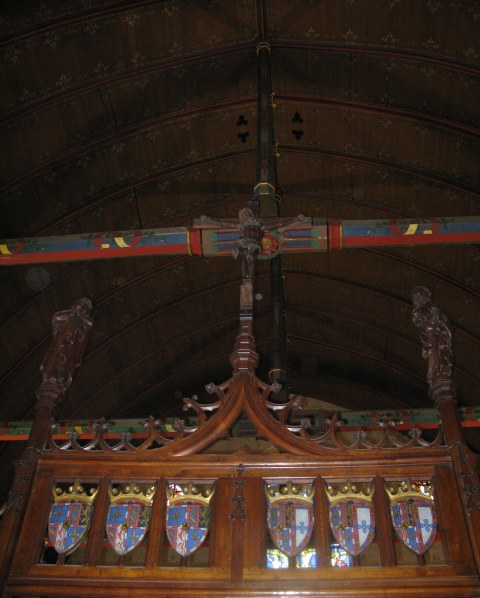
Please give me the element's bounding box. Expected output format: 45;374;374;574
411;286;453;386
39;297;94;393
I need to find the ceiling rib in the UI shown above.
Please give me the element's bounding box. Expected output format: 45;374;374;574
290;303;480;347
36;148;256;235
114;332;422;418
67;313;244;418
364;248;480;301
0;0;162;45
0;270;267;394
2;43;256;124
276;95;480;137
281;146;480;198
289;334;426;385
275;41;480;75
1;98;257;194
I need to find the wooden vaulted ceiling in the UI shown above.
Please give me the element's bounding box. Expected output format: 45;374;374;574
1;0;479;459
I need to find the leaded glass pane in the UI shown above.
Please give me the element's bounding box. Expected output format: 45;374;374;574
296;547;317;568
331;543;351;567
267;548;289;568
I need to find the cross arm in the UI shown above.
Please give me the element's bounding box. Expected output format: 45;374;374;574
1;217;479;266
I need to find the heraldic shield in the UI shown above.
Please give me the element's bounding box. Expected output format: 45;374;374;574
106;483;155;556
327;480;375;556
388;481;437;555
48;481;98;555
265;481;315;558
166;481;215;557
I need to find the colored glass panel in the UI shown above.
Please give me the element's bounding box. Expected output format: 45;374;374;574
106;500;152;556
331;543;351;567
265;481;315;558
165;482;214;558
266;548;289;568
48;501;93;555
296;547;317;568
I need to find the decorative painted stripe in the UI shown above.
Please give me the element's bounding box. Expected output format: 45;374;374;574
1;407;478;440
0;228;195;264
340;217;480;248
1;217;479;265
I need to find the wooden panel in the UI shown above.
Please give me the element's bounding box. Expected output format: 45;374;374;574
243;477;266;568
10;467;53;574
314;476;331;568
434;464;475;575
210;478;232;569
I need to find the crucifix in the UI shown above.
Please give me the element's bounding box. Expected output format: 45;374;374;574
1;38;479;405
0;39;479;402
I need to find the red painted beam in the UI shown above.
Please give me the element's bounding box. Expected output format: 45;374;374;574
1;217;479;265
0;228;202;265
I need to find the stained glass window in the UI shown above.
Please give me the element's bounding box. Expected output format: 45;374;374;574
331;543;351;567
265;480;315;560
409;480;433;497
266;548;289;568
296;547;317;568
164;481;214;566
267;545;351;568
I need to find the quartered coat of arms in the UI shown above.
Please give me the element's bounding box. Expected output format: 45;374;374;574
266;481;315;557
388;480;437;554
327;480;375;556
106;483;155;556
166;481;215;557
48;481;98;555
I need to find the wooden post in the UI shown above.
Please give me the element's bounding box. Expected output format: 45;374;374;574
229;465;247;583
434;464;476;575
315;477;332;568
412;287;480;575
373;475;397;567
0;299;93;587
83;477;109;566
145;478;166;568
243;476;266;568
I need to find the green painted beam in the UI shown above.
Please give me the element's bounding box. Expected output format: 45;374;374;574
1;407;478;441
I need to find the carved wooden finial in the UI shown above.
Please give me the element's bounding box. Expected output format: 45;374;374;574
411;286;453;388
38;297;94;396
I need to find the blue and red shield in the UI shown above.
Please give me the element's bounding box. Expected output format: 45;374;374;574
48;500;93;555
267;500;314;557
391;497;437;554
166;502;210;557
329;499;375;556
106;500;151;555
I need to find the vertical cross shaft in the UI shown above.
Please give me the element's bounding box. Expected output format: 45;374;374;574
253;9;288;397
252;38;277;216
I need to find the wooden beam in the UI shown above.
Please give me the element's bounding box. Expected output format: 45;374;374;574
1;217;479;265
1;407;478;441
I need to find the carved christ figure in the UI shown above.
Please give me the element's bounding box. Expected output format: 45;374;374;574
411;286;453;386
194;208;306;283
40;297;94;392
235;208;263;282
